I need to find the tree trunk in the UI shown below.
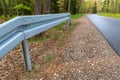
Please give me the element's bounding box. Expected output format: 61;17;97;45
45;0;51;14
15;0;19;15
1;0;8;19
8;0;12;17
68;0;71;12
34;0;42;14
34;0;43;38
114;0;118;14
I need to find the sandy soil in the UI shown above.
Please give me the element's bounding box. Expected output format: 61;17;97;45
0;16;120;80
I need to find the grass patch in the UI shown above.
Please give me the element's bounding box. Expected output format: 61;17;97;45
29;22;68;43
71;14;83;19
29;34;50;42
34;62;40;71
56;41;63;46
0;15;6;20
98;13;120;18
45;54;54;63
0;15;16;20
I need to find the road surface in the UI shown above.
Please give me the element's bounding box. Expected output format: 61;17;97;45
88;14;120;55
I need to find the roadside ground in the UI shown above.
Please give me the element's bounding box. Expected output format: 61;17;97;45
0;16;120;80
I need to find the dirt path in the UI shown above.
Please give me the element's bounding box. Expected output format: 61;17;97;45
51;16;120;80
0;16;120;80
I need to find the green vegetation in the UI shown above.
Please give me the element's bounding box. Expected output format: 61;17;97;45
92;1;97;13
45;54;54;63
0;0;83;19
29;23;66;42
71;14;83;19
56;41;63;46
0;15;6;19
34;62;40;71
1;0;120;20
29;14;81;44
99;13;120;18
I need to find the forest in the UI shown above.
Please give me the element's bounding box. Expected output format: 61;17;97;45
1;0;120;19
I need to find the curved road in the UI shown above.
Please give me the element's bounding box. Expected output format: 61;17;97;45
88;14;120;55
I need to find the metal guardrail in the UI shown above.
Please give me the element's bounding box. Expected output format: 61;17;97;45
0;13;70;71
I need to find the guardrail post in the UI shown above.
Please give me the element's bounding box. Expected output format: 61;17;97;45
66;21;69;30
21;39;32;71
66;19;71;30
69;17;72;25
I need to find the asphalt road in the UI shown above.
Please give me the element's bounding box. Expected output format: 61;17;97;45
88;14;120;56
